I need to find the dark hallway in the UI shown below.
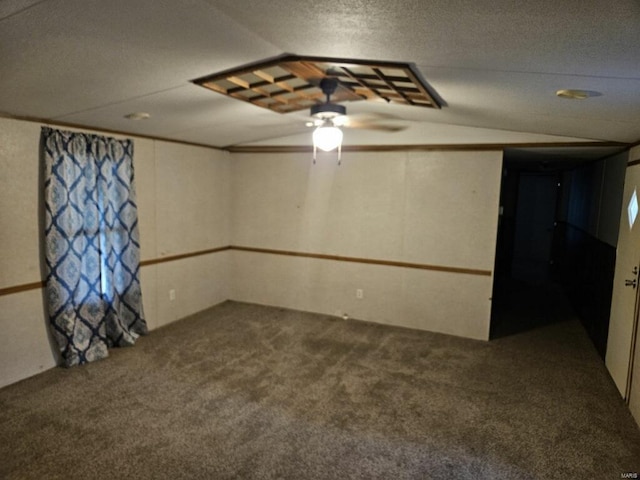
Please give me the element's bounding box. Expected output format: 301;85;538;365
490;162;569;340
490;276;575;339
490;150;627;358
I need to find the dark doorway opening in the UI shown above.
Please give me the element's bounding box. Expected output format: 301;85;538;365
490;148;625;359
490;162;572;339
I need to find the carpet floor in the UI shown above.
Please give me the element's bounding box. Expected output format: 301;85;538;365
1;300;639;479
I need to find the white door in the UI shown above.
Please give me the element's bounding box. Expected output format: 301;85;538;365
630;311;640;421
606;158;640;403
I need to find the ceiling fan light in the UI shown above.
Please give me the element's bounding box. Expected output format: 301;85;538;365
313;126;343;152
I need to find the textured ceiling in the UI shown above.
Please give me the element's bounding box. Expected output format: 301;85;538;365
0;0;639;153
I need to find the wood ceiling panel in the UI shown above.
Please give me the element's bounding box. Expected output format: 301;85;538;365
193;55;442;114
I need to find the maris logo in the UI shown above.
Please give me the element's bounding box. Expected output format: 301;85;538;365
621;474;638;479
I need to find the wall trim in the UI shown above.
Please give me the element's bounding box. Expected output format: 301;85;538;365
0;112;223;152
0;247;232;297
0;281;46;297
140;246;232;266
628;158;640;167
0;244;491;297
557;220;597;240
232;245;492;276
0;112;630;154
226;141;628;154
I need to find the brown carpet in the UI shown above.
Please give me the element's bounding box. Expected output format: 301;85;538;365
1;300;639;479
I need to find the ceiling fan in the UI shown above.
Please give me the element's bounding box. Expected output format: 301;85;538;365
306;74;405;162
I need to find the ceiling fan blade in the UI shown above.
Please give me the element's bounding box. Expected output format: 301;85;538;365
343;120;407;132
342;112;400;122
340;113;406;132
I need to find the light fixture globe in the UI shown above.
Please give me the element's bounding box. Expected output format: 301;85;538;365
313;125;343;152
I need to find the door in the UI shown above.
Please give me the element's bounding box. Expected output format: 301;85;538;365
511;174;558;284
630;311;640;421
606;161;640;404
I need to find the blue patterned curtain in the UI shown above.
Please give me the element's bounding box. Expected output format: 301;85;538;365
42;127;147;367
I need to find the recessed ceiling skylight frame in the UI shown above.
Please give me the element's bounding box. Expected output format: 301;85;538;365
192;55;441;114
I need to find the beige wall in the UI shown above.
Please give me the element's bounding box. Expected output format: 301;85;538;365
0;117;231;388
0;117;503;388
140;139;231;330
231;150;503;339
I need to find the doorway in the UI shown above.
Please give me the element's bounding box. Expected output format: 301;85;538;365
490;162;570;339
491;149;627;356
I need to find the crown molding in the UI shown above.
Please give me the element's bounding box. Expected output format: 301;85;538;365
226;141;628;154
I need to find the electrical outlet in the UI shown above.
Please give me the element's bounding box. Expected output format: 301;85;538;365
169;289;176;301
356;289;364;299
